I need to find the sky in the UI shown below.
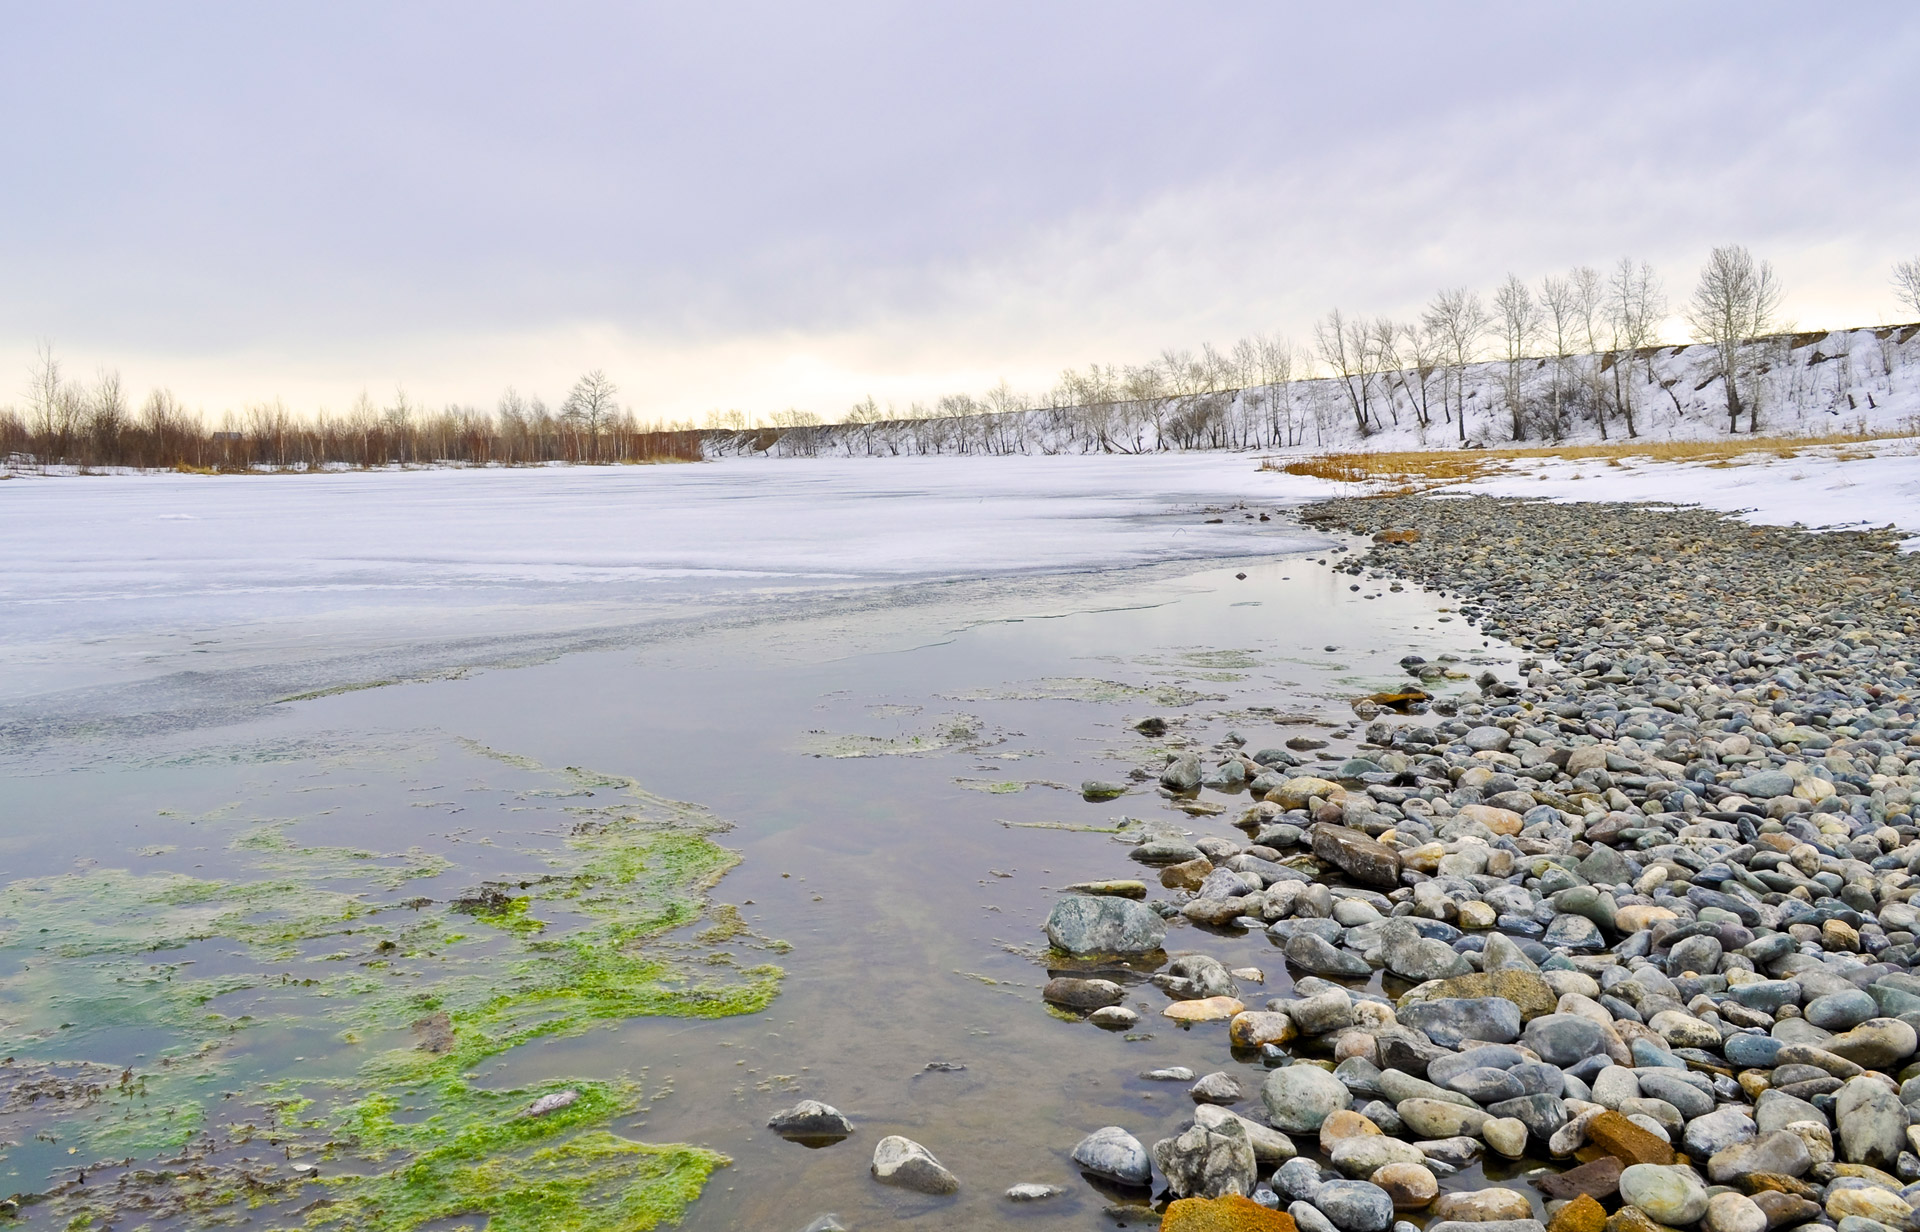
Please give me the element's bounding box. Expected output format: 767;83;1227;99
2;3;1917;424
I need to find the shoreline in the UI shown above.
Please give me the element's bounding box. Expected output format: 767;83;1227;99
970;492;1920;1230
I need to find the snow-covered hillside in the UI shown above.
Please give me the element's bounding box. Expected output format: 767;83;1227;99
709;324;1920;459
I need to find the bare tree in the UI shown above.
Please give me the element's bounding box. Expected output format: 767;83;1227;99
1368;317;1402;427
561;369;620;461
1314;309;1373;436
1538;274;1578;439
1684;245;1782;432
1607;259;1665;439
1896;257;1920;318
1494;274;1539;440
1399;320;1439;430
1568;266;1608;437
1422;289;1491;443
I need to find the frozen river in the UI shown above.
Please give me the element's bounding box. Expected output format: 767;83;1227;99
0;455;1325;748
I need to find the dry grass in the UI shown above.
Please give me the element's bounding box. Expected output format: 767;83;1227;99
1262;428;1919;494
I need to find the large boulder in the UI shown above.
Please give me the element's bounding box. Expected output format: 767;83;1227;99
1263;1065;1353;1133
1313;824;1401;887
1153;1108;1258;1199
1045;895;1167;955
1398;997;1522;1048
1071;1125;1152;1186
871;1135;959;1194
1834;1075;1905;1168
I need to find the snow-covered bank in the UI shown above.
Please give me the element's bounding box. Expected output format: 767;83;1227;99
709;324;1920;459
1436;438;1920;549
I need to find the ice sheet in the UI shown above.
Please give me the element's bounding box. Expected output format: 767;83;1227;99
0;454;1318;704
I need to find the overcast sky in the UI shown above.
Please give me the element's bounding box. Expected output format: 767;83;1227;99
3;3;1916;422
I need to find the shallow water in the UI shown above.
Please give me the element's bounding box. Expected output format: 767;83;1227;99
3;528;1522;1227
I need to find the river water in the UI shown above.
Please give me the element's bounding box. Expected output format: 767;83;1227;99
0;456;1520;1229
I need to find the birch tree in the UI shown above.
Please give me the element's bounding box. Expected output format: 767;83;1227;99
1607;259;1665;439
1684;245;1782;433
1896;257;1920;317
1423;288;1491;443
1494;274;1538;440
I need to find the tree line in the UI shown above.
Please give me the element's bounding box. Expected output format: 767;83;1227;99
6;248;1919;470
1;362;702;470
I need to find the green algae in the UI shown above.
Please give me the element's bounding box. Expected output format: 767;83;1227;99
0;737;783;1231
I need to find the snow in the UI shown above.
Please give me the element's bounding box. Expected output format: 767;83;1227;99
1444;438;1920;548
714;324;1920;459
0;454;1317;703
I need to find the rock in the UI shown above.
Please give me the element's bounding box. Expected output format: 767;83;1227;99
1082;780;1128;801
1457;804;1525;835
1755;1089;1825;1135
1313;824;1402;888
1835;1075;1906;1168
1593;1067;1641;1110
1807;990;1879;1031
1200;1107;1297;1164
1488;1094;1568;1144
1682;1106;1756;1158
1394;1097;1489;1139
1290;933;1374;978
1314;1179;1395;1232
1276;1156;1329;1203
1146;1067;1199;1082
1163;753;1204;792
1750;1190;1821;1230
1155;1112;1258;1199
1165;996;1246;1022
1231;1011;1298;1048
1434;1189;1534;1222
1042;976;1125;1010
1045;895;1167;955
1370;1162;1438;1209
1162;1195;1302;1232
1449;1066;1524;1104
1648;1010;1723;1049
1161;954;1239;1000
1826;1018;1919;1070
768;1099;854;1141
1704;1192;1768;1232
1548;1194;1608;1232
1429;1223;1544;1232
1411;969;1560;1020
1290;993;1358;1039
1135;839;1206;865
1329;1136;1424;1178
1523;1014;1608;1067
1062;878;1148;898
1533;1156;1624;1200
1007;1182;1062;1200
1192;1071;1245;1105
1265;1066;1354;1132
1072;1125;1152;1186
1707;1131;1813;1183
871;1135;959;1195
1295;1201;1342;1232
1618;1163;1709;1225
1091;1005;1139;1028
1586;1110;1676;1166
1824;1186;1914;1224
1164;858;1216;890
1729;771;1796;800
1384;932;1474;982
1483;1114;1529;1159
1321;1108;1385;1152
1398;997;1523;1048
1635;1070;1715;1120
519;1089;580;1118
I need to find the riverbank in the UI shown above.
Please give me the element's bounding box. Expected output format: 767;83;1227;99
999;492;1920;1231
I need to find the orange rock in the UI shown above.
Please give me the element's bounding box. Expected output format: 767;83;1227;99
1318;1108;1383;1153
1163;996;1245;1022
1585;1109;1675;1166
1162;1194;1300;1232
1549;1194;1608;1232
1372;528;1421;544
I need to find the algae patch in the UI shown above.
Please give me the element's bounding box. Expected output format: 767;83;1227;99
0;737;784;1231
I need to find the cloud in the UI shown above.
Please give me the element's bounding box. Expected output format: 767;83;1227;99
0;3;1915;418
